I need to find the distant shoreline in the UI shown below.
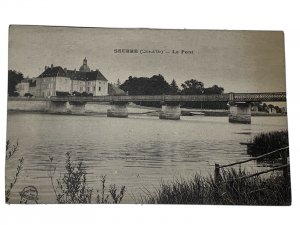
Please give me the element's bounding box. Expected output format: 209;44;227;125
7;98;287;117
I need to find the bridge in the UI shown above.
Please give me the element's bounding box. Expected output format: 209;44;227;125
49;92;286;124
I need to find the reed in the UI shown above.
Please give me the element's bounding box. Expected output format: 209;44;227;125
142;168;291;205
248;130;289;159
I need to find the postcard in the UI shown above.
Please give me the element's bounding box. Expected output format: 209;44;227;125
6;25;290;204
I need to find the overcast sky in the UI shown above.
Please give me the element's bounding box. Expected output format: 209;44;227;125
8;25;286;93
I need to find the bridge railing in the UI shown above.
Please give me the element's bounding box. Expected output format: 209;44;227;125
234;92;286;102
50;92;286;103
50;94;231;102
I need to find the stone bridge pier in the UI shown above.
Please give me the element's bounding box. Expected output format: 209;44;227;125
228;102;251;124
68;101;86;114
159;102;181;120
107;102;128;118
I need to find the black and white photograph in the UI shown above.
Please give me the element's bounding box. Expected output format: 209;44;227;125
6;25;290;205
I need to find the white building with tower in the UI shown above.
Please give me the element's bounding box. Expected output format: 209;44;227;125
17;58;109;97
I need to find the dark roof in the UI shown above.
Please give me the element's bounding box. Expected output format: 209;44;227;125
38;66;68;78
67;70;108;81
38;66;108;81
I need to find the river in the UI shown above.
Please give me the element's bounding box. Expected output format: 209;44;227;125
6;112;288;203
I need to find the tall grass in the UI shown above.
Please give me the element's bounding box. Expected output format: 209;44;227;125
142;168;291;205
5;140;24;203
248;130;289;159
49;152;126;204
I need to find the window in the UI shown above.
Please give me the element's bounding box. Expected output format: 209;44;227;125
87;82;90;85
87;87;90;92
99;87;101;91
93;86;95;91
99;82;101;85
80;87;83;92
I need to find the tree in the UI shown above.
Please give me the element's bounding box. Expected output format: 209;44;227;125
274;106;282;113
204;85;224;95
120;74;171;96
169;79;180;94
8;70;24;96
181;79;204;95
119;74;171;107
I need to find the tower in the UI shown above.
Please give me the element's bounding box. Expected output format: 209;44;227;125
79;57;90;72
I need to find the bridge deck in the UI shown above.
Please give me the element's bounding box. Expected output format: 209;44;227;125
50;92;286;103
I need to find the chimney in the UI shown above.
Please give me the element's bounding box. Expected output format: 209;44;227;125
44;66;48;71
51;64;53;69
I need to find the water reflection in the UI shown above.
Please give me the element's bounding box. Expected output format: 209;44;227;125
6;112;287;203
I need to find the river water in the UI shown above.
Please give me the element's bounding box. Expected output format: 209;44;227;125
6;112;288;203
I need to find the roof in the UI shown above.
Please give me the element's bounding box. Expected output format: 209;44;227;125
38;66;68;78
67;70;108;81
38;66;108;81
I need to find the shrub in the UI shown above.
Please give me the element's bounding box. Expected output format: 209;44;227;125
24;93;33;97
72;91;82;96
56;91;70;97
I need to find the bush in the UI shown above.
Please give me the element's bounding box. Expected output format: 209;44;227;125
81;92;93;97
72;91;82;96
24;93;33;97
56;91;70;97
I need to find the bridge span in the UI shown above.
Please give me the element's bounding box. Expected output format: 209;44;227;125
50;92;286;103
49;92;286;124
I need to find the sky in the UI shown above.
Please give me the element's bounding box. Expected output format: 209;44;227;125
8;25;286;93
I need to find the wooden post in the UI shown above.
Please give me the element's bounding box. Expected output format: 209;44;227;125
214;163;221;184
282;149;289;184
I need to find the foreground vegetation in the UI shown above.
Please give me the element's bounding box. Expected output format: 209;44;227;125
247;130;289;159
6;136;290;205
142;168;291;205
48;152;125;204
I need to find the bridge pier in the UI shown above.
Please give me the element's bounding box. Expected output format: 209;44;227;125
159;103;181;120
68;102;86;114
107;102;128;118
229;102;251;124
48;101;68;113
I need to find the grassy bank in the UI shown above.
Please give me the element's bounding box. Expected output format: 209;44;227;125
142;168;291;205
247;130;289;159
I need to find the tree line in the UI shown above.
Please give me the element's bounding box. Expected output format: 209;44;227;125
119;74;227;109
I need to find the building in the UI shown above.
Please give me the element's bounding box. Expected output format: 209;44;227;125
16;78;36;96
33;58;108;97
